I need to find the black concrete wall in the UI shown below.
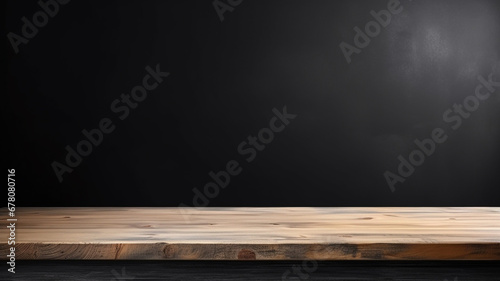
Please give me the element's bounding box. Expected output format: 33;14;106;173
5;0;500;207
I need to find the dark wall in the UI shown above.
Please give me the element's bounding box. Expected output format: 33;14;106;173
4;0;500;207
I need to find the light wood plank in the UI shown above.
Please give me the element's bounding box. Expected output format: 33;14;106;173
1;207;499;260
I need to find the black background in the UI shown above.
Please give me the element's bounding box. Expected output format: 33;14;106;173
4;0;500;207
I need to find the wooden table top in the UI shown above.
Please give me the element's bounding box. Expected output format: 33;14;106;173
1;207;499;260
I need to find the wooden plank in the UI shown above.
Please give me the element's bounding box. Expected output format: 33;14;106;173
1;207;499;260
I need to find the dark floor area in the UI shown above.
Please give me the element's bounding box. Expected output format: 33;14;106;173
4;260;500;280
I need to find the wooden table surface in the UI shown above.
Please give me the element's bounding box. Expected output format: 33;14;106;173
1;207;499;260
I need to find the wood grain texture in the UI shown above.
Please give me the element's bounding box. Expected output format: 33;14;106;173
1;207;499;260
